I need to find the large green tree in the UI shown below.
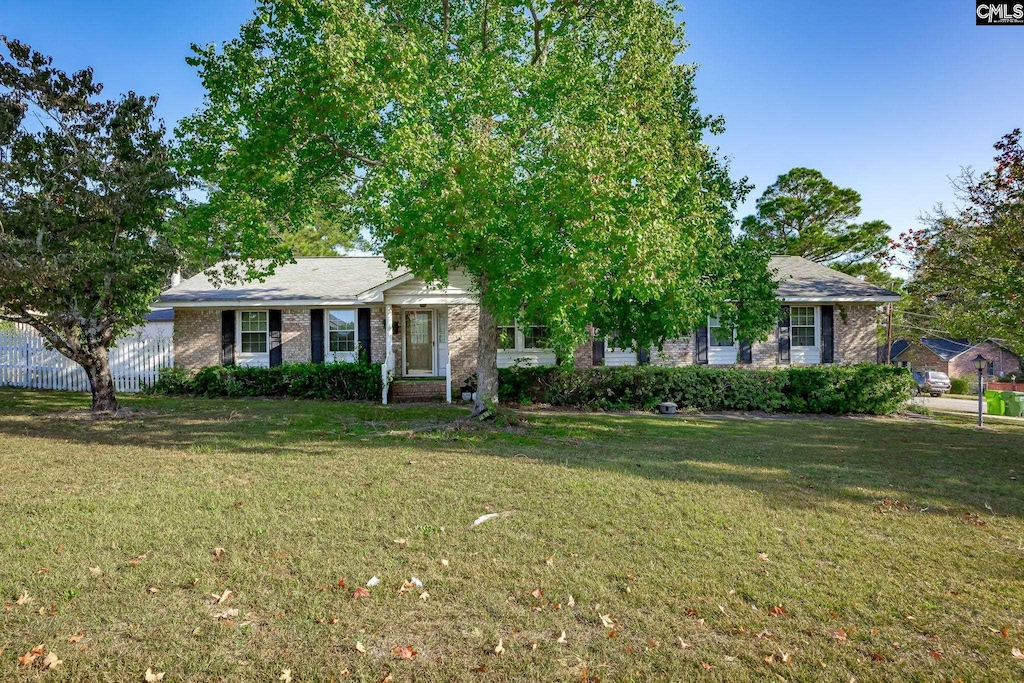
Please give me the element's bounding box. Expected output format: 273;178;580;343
177;0;779;414
0;38;273;411
741;167;892;283
903;129;1024;351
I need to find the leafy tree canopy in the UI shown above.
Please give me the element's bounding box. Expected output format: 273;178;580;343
741;167;892;279
178;0;780;412
903;129;1024;352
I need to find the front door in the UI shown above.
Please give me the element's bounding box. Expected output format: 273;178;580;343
404;310;434;376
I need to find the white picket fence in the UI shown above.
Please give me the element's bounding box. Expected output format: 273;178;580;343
0;323;173;393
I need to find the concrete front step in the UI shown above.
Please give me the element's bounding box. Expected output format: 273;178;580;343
389;379;447;402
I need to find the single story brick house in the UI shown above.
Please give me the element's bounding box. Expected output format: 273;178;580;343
884;337;1021;388
158;255;899;403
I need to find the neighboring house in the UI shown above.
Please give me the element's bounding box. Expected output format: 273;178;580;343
157;255;899;403
125;308;174;339
884;337;1021;386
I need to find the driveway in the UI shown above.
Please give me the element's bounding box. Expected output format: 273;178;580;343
914;395;1024;422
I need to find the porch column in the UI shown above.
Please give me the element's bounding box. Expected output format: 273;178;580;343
446;330;452;403
382;305;394;405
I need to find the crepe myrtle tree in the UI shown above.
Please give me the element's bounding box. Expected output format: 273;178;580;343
0;38;278;411
178;0;779;415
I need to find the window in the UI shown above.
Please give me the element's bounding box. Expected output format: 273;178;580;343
708;317;734;347
240;311;268;353
523;325;549;349
987;361;995;377
790;306;816;347
497;323;516;350
328;310;356;353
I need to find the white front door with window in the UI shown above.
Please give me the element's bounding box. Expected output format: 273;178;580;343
237;310;270;367
404;309;434;376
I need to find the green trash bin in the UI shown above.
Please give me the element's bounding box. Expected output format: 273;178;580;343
985;390;1004;416
1004;393;1024;418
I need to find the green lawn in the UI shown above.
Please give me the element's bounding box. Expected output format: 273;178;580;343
1;389;1022;682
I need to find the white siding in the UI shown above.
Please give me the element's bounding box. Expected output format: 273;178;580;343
497;350;557;368
386;270;475;298
605;347;637;367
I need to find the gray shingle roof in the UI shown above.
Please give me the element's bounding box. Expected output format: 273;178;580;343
919;338;972;361
769;256;899;301
158;255;898;305
158;257;406;304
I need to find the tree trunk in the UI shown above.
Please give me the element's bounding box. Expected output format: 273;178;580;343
473;277;499;417
83;346;119;412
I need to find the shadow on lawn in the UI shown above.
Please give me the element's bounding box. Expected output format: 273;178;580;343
0;388;1021;520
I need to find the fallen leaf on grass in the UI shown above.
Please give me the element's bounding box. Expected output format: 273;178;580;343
419;591;429;601
556;630;567;644
380;673;392;683
929;649;943;660
770;605;789;617
545;556;554;566
367;576;381;587
41;652;62;670
355;641;367;654
279;670;292;682
599;614;615;628
211;547;225;562
18;645;45;666
211;608;239;621
493;638;505;655
440;559;449;568
393;538;408;548
757;552;771;563
829;629;848;642
211;589;232;605
871;652;886;661
676;637;690;649
144;669;165;682
147;587;160;594
68;631;85;644
89;567;102;576
471;513;500;528
780;652;792;664
1002;626;1010;639
15;590;32;606
531;588;544;599
1012;647;1024;659
393;645;418;659
701;661;713;671
567;594;575;608
647;636;661;649
352;587;371;599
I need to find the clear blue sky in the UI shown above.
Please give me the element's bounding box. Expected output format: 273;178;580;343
3;0;1022;238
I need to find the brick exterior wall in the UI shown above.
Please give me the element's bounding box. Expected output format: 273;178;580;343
834;305;877;365
370;306;387;364
390;379;447;402
173;308;222;369
749;327;780;368
447;304;480;389
949;341;1020;387
282;308;311;363
900;343;947;374
573;326;595;369
651;335;694;366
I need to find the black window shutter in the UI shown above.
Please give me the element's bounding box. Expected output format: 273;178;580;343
221;310;235;366
821;305;834;364
778;306;791;364
358;308;372;362
696;326;709;364
637;347;651;365
310;309;324;363
269;309;283;367
592;339;605;366
739;339;753;364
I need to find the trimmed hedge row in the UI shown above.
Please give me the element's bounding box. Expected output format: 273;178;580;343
149;362;382;401
498;364;915;415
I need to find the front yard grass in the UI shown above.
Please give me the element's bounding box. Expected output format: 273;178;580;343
1;388;1022;682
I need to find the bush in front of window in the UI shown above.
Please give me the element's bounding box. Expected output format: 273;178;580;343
149;362;383;401
498;364;915;415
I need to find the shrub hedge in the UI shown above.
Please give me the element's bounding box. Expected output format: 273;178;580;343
949;377;970;395
498;364;915;415
149;362;382;401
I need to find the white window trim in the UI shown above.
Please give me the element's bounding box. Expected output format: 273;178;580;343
325;309;359;363
789;306;821;364
707;316;738;365
236;310;270;367
496;321;556;368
